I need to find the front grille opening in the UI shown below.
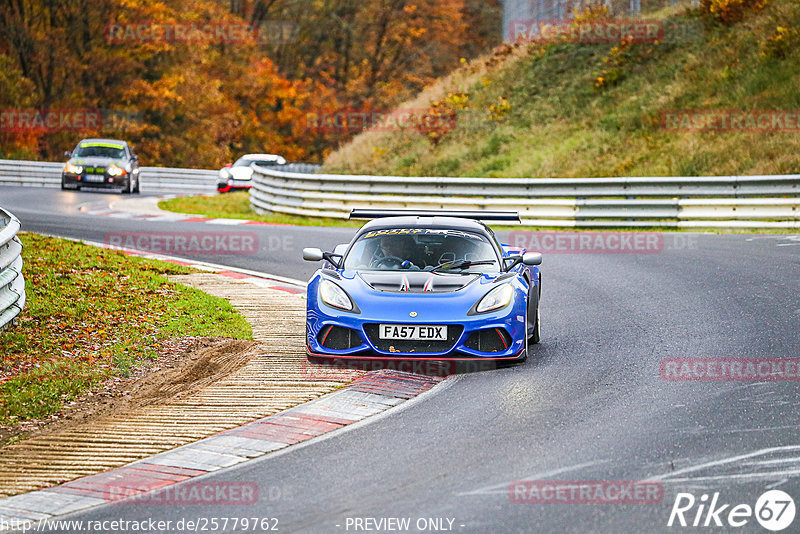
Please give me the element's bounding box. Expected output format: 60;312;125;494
363;324;463;354
465;328;511;353
318;325;362;350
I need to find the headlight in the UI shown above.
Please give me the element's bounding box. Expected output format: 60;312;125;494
219;168;231;179
64;163;83;174
319;279;353;311
475;283;514;313
107;165;127;177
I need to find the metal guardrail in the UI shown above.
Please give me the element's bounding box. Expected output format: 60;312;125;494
281;163;322;174
249;167;800;229
1;158;796;228
0;159;217;193
0;160;62;188
138;167;218;193
0;159;321;194
0;208;25;331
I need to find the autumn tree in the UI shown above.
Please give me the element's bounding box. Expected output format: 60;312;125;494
0;0;501;164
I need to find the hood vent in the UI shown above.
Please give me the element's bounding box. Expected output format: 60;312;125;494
359;272;477;293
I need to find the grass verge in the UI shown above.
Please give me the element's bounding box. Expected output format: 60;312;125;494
0;233;252;426
159;192;362;228
323;0;800;178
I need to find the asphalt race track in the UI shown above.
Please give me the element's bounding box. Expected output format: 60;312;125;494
0;186;353;281
3;185;800;533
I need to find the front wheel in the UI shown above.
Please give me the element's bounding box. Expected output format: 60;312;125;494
530;307;540;344
528;287;541;344
133;175;140;194
122;177;132;194
514;309;530;363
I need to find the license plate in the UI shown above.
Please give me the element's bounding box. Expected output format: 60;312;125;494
379;324;447;340
84;174;104;183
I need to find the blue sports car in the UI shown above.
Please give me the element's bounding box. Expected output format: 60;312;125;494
303;210;542;365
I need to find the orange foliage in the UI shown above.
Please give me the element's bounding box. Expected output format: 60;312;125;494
0;0;501;165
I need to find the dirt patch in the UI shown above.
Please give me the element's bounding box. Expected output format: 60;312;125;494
0;337;259;447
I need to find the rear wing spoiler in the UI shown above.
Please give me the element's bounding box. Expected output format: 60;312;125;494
349;209;521;222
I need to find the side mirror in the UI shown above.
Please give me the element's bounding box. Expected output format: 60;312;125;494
64;151;72;159
522;252;542;266
303;247;343;268
503;252;543;271
303;248;324;261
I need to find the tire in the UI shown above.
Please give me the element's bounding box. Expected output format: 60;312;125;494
522;316;530;361
530;307;541;344
133;176;140;194
514;309;529;363
61;179;67;190
122;177;132;194
528;286;541;344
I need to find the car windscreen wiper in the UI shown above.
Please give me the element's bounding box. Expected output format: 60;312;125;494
430;259;495;273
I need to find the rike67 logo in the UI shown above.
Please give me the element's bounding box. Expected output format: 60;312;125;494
668;490;795;531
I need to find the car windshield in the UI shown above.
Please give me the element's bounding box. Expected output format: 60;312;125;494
73;144;125;159
234;158;280;167
343;228;500;272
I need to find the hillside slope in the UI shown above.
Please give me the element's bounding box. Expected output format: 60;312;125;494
323;0;800;178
